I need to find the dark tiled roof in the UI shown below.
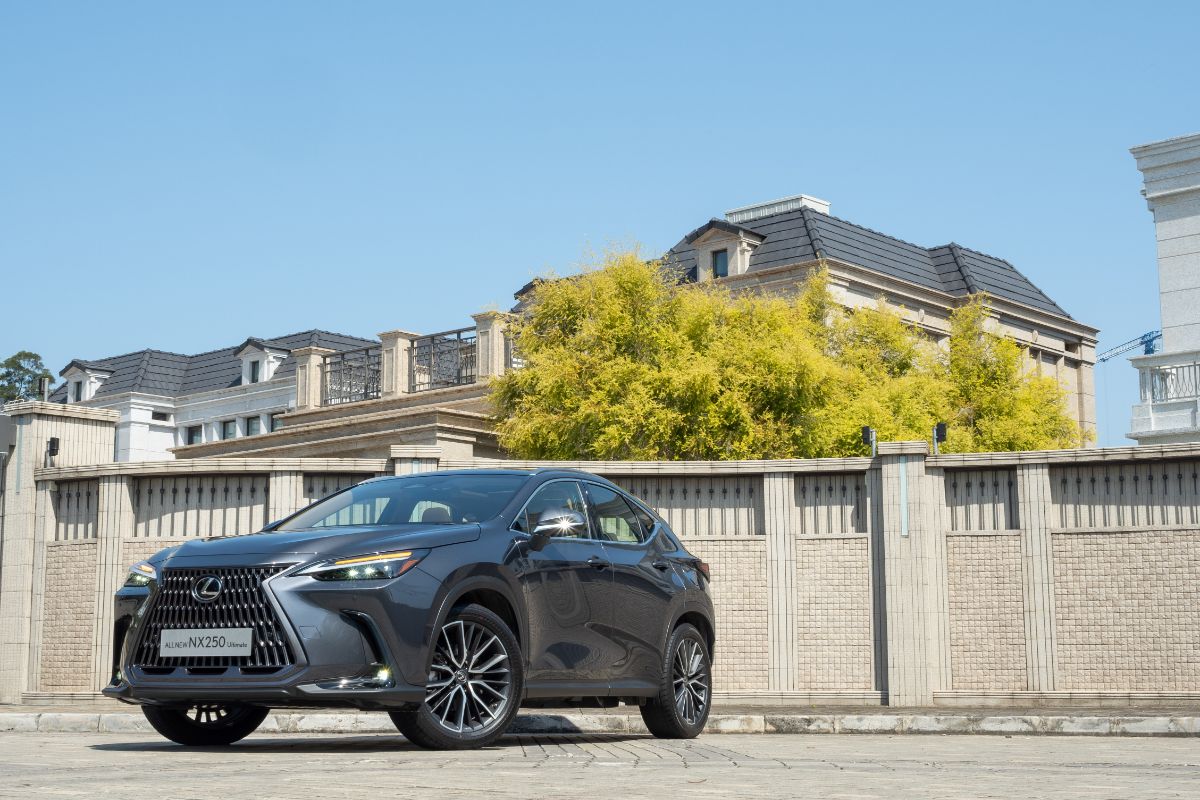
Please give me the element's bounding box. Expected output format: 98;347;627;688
666;207;1070;318
51;330;375;402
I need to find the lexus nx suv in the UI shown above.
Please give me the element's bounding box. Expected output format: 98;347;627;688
104;469;715;749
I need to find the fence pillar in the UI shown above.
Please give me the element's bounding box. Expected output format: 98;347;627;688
91;475;135;689
1015;463;1058;691
763;472;798;692
873;442;951;706
390;446;443;475
291;347;335;412
268;471;306;522
379;330;421;398
471;312;513;379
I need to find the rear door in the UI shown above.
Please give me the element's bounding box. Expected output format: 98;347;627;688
583;482;678;692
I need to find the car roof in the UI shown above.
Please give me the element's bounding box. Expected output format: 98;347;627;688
359;467;614;484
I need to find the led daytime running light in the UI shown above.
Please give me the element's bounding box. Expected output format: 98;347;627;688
333;551;413;567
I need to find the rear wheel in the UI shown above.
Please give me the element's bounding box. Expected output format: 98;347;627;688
142;703;269;746
640;623;711;738
390;603;523;750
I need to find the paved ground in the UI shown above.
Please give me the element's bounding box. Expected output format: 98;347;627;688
2;732;1199;799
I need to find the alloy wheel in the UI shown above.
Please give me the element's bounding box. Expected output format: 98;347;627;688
188;704;235;726
672;638;709;726
425;619;513;734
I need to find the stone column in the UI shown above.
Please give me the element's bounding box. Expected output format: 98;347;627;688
290;347;335;412
471;312;513;379
873;441;951;706
762;472;798;692
0;402;118;703
378;330;421;398
268;471;306;522
390;446;443;475
1015;463;1058;691
91;475;135;689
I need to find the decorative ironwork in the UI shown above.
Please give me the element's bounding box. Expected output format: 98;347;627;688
410;327;477;392
1141;363;1200;402
321;347;382;406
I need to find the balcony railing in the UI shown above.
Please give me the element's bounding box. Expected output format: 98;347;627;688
321;347;382;406
410;327;477;392
1140;363;1200;402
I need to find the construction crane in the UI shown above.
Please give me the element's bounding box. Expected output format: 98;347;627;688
1097;330;1162;363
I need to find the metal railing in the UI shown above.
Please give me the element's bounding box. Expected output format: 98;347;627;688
321;347;382;406
410;327;477;392
1140;363;1200;403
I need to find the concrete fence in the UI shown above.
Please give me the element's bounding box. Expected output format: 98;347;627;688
1;402;1198;708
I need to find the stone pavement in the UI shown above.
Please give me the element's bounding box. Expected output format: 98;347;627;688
2;731;1199;799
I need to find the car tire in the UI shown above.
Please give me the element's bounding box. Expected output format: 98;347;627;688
640;623;712;738
141;704;269;746
390;603;524;750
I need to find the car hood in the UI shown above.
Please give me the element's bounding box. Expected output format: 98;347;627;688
158;523;481;566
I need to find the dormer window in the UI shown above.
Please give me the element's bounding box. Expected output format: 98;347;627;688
712;250;729;279
235;340;286;386
60;362;112;404
249;360;261;384
72;381;83;403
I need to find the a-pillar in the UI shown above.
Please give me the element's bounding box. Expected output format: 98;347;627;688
1015;463;1058;691
873;441;951;706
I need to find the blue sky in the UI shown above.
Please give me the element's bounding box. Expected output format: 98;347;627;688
2;1;1197;446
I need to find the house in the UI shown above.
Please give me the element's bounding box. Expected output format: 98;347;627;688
663;195;1099;436
53;330;376;461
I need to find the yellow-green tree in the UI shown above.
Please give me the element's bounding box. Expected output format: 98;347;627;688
491;251;1085;459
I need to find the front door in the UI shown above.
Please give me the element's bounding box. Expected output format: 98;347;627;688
508;480;616;694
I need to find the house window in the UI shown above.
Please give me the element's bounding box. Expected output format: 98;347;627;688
221;420;237;440
151;411;171;422
270;413;284;432
711;249;729;279
245;416;262;436
72;381;83;403
249;360;261;384
185;425;203;446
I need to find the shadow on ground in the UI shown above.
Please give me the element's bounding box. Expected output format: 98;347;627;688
90;732;657;754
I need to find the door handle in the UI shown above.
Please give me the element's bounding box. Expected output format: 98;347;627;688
587;556;611;570
651;560;671;571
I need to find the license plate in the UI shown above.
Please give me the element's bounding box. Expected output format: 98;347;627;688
159;628;253;658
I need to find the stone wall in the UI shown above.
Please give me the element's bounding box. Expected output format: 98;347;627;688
6;431;1200;706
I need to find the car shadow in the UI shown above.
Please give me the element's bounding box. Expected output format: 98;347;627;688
90;731;656;754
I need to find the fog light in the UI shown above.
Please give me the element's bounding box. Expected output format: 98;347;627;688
315;664;394;691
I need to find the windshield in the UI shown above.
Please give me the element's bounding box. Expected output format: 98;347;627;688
275;474;527;531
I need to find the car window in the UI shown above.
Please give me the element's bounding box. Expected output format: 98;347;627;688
512;481;591;539
631;503;658;537
586;484;644;543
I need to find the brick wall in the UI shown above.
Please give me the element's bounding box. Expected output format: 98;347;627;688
946;534;1027;690
794;537;873;690
684;538;768;692
1053;529;1200;691
39;542;98;691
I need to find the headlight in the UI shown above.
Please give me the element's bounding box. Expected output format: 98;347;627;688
124;561;156;587
299;549;427;582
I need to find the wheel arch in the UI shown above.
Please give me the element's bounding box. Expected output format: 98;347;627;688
670;606;715;661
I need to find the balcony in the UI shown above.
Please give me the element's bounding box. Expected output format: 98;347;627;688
410;327;477;393
1139;362;1200;402
321;347;382;406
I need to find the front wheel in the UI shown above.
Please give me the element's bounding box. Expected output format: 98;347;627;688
640;623;712;738
390;603;523;750
142;704;269;746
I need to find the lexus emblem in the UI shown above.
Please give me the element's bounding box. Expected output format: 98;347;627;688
191;575;224;603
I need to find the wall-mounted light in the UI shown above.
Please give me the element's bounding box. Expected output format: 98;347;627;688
933;422;948;454
862;426;877;457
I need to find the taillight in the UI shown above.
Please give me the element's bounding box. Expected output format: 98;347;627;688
695;560;711;581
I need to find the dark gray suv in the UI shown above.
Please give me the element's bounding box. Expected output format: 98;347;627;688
104;469;715;749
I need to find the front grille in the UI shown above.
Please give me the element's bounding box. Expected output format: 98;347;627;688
133;566;296;669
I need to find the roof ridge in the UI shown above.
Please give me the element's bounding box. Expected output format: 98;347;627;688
259;328;376;346
946;242;981;294
798;206;827;260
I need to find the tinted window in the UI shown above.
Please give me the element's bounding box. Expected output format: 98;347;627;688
513;481;590;539
587;484;644;543
277;474;526;531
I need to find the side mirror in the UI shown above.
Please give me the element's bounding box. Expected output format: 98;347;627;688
529;509;587;551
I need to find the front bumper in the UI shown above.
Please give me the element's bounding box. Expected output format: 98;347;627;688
104;557;441;710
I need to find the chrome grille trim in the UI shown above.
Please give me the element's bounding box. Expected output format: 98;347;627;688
133;566;296;669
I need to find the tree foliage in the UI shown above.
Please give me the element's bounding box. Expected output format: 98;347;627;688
0;351;53;403
491;252;1086;459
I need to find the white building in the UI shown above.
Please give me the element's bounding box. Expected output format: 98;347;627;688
1129;133;1200;444
53;330;376;461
